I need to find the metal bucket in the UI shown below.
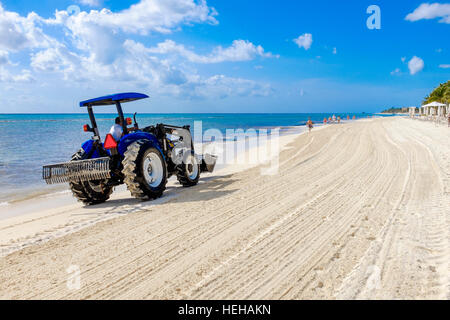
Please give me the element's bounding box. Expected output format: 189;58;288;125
201;154;218;173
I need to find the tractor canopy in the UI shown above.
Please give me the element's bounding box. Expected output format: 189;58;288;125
79;92;149;107
79;92;150;144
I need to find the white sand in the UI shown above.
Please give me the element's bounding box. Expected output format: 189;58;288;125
0;130;302;256
0;117;449;299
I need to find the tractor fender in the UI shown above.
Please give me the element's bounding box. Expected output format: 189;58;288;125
118;132;164;159
81;139;106;159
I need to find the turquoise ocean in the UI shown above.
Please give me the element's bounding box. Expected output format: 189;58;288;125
0;113;383;204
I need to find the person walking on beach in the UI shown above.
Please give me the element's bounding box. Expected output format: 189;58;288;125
337;116;341;124
332;114;336;123
307;117;314;133
323;118;327;124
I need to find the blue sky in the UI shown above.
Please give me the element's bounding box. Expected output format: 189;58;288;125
0;0;448;113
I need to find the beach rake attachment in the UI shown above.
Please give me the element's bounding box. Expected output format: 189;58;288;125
43;157;111;184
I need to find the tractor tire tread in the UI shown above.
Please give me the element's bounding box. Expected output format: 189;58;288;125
175;154;200;187
122;140;167;201
68;149;113;205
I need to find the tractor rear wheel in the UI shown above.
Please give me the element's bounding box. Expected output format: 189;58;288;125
176;152;201;187
69;149;113;205
122;140;168;201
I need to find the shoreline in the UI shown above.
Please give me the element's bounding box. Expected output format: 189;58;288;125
1;118;361;207
0;123;316;206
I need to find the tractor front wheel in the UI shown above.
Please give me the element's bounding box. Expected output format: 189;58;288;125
122;140;168;201
69;149;113;205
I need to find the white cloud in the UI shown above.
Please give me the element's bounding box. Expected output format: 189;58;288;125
408;56;424;75
117;40;272;98
0;0;273;98
293;33;313;50
35;0;220;69
191;74;272;99
30;46;80;77
401;57;406;63
11;69;34;82
0;50;10;65
0;67;34;82
147;39;278;63
37;0;219;67
27;39;272;99
390;68;401;76
0;3;57;51
49;0;218;35
405;3;450;23
439;64;450;69
332;47;337;54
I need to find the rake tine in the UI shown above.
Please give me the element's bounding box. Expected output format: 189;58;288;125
43;157;111;185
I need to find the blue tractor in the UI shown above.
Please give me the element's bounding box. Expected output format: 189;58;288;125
42;93;216;205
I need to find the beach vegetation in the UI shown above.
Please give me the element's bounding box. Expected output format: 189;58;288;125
423;81;450;104
380;107;405;114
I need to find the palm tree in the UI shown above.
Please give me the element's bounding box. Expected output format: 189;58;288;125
444;86;450;104
424;81;450;104
443;86;450;116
